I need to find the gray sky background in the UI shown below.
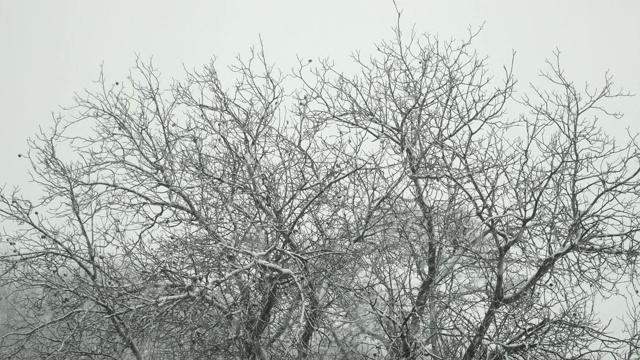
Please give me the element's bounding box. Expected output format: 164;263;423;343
1;0;639;336
1;1;639;188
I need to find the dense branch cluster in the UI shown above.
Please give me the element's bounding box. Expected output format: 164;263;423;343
1;27;640;360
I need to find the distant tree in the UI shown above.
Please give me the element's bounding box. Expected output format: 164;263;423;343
1;22;640;360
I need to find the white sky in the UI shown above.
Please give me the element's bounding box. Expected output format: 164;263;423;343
1;0;639;340
1;1;638;189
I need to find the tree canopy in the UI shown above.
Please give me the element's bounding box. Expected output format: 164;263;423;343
1;26;640;360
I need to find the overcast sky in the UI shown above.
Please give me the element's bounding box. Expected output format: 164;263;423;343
1;0;640;335
1;1;639;188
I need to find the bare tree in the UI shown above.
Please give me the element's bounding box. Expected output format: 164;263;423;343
295;23;640;359
1;21;640;360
